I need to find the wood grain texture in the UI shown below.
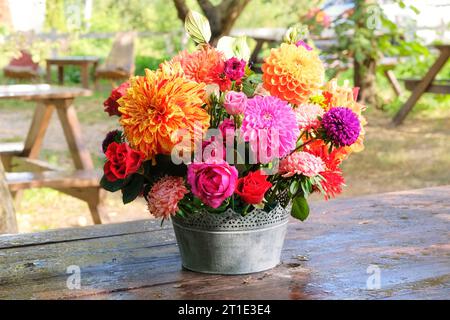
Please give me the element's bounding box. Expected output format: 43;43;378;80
393;45;450;125
0;161;17;234
0;84;91;100
0;186;449;299
6;169;101;191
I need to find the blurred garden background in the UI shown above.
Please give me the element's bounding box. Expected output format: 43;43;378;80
0;0;449;233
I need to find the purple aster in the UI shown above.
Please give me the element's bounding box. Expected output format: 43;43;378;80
240;95;299;163
102;130;122;153
322;107;361;147
224;57;246;81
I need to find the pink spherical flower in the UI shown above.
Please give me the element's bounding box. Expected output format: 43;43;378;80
240;95;299;163
187;160;238;208
224;91;247;115
279;151;325;178
147;176;188;219
295;104;324;131
224;57;246;81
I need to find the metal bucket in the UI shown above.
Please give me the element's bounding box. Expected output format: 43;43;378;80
172;205;289;275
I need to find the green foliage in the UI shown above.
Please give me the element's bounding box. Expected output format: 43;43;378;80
100;176;124;192
45;0;67;31
329;0;428;66
122;174;145;204
134;55;170;75
291;195;309;221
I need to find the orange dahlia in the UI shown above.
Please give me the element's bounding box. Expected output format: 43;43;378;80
118;62;210;160
171;45;231;91
262;43;324;105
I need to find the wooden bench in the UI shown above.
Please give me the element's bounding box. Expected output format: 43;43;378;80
0;142;25;170
393;44;450;125
403;79;450;94
0;85;106;233
6;169;102;192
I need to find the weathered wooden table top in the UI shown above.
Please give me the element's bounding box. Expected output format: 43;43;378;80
46;56;99;64
0;186;449;300
0;84;92;100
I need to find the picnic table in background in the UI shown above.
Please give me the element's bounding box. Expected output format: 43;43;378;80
0;84;105;233
46;56;99;89
393;44;450;125
3;50;41;82
94;31;136;88
0;186;448;299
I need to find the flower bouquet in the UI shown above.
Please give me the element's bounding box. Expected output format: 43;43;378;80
100;12;366;274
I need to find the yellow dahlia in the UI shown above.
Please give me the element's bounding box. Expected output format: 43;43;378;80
262;43;325;105
118;62;210;160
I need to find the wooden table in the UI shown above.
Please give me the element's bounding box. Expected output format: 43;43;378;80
0;84;105;230
393;44;450;126
0;186;448;299
46;56;99;89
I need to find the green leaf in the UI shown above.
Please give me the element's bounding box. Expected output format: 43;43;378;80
410;5;420;15
122;174;145;204
291;195;310;221
289;180;299;196
100;175;124;192
184;10;211;44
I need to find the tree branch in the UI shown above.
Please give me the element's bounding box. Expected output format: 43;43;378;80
173;0;189;22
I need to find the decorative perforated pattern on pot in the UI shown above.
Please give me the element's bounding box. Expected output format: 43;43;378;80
172;205;290;231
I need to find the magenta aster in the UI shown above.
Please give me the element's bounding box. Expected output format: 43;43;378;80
279;151;325;177
322;107;361;147
240;95;299;163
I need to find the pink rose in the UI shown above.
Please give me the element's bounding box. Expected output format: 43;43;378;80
218;118;235;140
187;161;238;208
224;91;247;115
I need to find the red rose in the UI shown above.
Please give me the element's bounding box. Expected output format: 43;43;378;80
103;142;144;182
103;81;130;116
235;170;272;204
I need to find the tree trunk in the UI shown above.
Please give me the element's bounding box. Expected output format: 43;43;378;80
0;161;17;234
352;0;378;107
354;57;377;107
173;0;251;46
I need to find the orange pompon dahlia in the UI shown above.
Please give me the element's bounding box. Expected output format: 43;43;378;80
171;46;231;91
262;43;324;105
118;62;210;161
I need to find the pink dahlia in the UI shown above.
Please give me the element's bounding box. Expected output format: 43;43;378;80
240;95;299;163
295;104;324;131
147;176;188;219
279;151;325;177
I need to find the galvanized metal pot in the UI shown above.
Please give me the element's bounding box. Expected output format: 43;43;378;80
172;205;289;275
